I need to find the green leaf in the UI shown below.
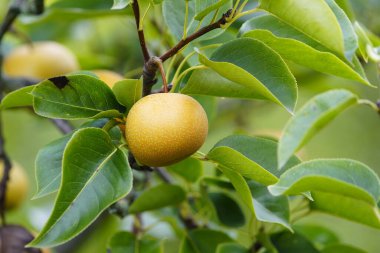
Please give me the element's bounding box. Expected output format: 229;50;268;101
202;177;234;190
112;0;130;10
259;0;345;57
207;135;300;185
0;85;34;110
312;192;380;229
163;0;232;41
278;89;357;168
294;225;339;249
180;229;232;253
33;119;122;199
31;75;125;120
216;165;255;214
34;134;72;199
199;38;297;112
129;184;186;213
248;181;291;230
194;0;230;21
325;0;358;61
112;78;143;110
216;243;249;253
109;232;162;253
167;157;203;183
269;159;380;205
243;29;370;86
270;231;319;253
321;244;367;253
354;22;372;62
208;192;245;227
21;2;131;25
29;128;133;247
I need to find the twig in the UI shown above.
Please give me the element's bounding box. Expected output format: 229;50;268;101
0;2;21;42
50;119;74;135
0;118;11;225
159;9;232;62
140;9;232;96
132;0;150;63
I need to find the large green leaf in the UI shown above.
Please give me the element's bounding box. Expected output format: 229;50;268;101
129;184;186;213
270;231;319;253
167;157;203;183
112;78;142;110
0;85;34;110
278;89;357;168
294;224;339;249
259;0;345;57
199;38;297;112
31;75;125;120
33;119;122;199
269;159;380;205
33;134;72;199
180;229;232;253
108;231;162;253
29;128;133;247
243;29;370;86
207;135;300;185
182;68;269;100
312;192;380;229
248;181;291;230
208;192;245;227
216;166;254;214
325;0;358;61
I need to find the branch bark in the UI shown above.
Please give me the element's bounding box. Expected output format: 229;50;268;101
140;9;232;96
132;0;150;63
159;10;232;62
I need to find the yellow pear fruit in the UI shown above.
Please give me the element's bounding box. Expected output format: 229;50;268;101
3;41;79;80
126;93;208;167
0;162;29;210
92;69;124;88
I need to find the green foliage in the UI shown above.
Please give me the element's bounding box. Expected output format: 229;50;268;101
180;229;232;253
112;78;143;110
0;85;34;109
198;38;297;112
278;89;358;168
31;75;125;119
2;0;380;252
129;184;186;213
208;192;245;227
109;231;163;253
29;128;133;247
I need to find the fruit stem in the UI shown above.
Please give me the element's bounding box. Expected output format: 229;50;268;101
153;57;168;93
102;119;119;132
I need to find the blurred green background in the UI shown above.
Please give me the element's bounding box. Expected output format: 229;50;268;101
1;0;380;252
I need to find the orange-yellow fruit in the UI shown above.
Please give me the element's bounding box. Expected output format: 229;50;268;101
3;41;79;80
0;162;28;210
126;93;208;167
92;69;124;88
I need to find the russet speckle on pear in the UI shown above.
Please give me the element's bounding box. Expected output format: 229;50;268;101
125;93;208;167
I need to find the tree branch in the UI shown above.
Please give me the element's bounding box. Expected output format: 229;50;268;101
132;0;150;63
0;119;12;225
159;9;232;63
50;119;74;135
